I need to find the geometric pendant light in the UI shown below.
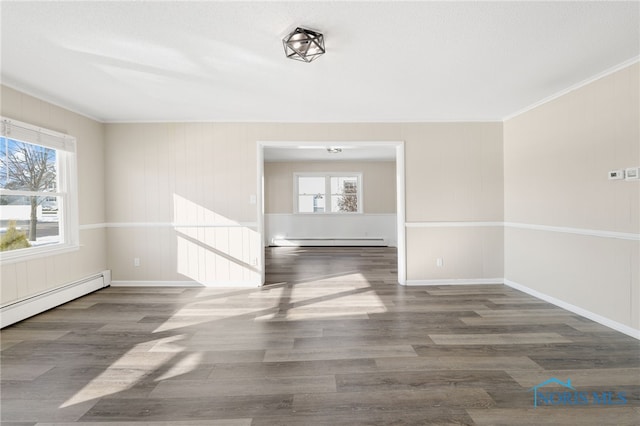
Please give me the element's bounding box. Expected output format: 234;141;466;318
283;27;326;62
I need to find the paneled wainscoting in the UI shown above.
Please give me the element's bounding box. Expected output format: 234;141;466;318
1;247;638;424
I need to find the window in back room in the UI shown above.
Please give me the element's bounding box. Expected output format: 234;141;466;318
294;173;361;214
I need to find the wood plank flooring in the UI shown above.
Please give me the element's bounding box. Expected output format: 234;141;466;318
1;246;639;425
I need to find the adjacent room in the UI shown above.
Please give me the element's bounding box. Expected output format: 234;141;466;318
1;1;638;424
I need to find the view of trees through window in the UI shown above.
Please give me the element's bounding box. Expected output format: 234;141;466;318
0;137;60;252
332;177;358;212
296;174;360;213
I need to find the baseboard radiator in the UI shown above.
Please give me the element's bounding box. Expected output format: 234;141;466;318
271;238;387;247
0;270;111;328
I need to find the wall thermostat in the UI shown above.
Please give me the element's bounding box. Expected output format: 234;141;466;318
608;170;624;180
625;167;639;181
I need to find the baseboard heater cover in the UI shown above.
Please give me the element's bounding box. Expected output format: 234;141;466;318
271;238;387;247
0;270;111;328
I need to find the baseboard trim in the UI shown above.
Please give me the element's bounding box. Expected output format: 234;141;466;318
272;238;387;247
110;280;260;288
504;279;640;340
404;278;504;286
1;271;110;328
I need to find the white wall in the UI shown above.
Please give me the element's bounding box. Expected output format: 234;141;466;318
0;85;107;305
504;63;639;335
265;214;397;246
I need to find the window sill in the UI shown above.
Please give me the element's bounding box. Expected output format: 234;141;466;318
0;243;80;265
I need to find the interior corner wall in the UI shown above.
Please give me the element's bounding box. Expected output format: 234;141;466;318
104;122;504;286
504;63;640;333
0;85;107;306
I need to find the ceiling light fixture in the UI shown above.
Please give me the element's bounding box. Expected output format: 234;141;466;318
327;147;342;154
283;27;325;63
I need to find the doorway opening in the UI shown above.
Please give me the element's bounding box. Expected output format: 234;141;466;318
256;141;406;286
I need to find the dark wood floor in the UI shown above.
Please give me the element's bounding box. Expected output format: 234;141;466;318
1;247;639;425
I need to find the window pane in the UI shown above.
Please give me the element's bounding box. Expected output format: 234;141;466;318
298;194;325;213
297;176;326;213
330;176;357;194
37;195;61;246
0;137;57;192
295;175;359;214
330;176;358;212
313;195;325;212
298;176;324;195
1;118;77;261
0;195;60;251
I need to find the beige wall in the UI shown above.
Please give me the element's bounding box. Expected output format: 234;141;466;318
105;123;261;284
405;123;504;222
407;227;504;281
1;85;107;304
504;63;640;330
104;122;504;284
264;161;396;214
404;123;504;281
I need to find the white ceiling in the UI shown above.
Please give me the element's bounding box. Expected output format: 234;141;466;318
1;1;638;124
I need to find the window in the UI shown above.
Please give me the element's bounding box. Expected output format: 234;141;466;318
295;173;362;213
1;117;78;262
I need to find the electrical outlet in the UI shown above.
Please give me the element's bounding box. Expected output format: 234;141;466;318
436;258;444;267
134;257;140;267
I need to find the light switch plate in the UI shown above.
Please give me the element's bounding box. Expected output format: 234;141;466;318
625;167;639;181
608;170;624;180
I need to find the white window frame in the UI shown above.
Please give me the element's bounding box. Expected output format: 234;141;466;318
294;172;363;214
1;117;79;264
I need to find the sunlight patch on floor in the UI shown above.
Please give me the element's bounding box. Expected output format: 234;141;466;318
154;352;203;381
60;335;192;408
